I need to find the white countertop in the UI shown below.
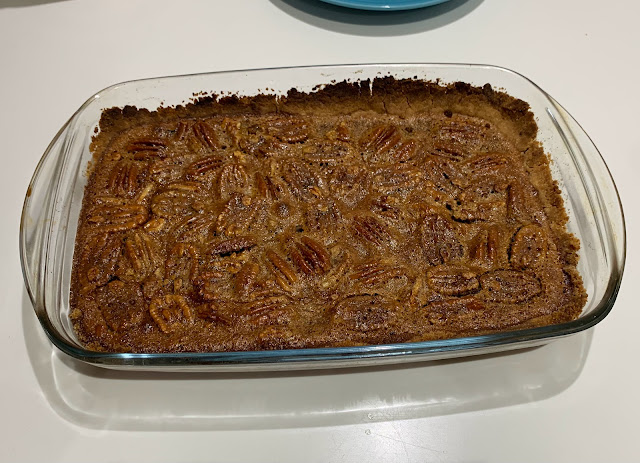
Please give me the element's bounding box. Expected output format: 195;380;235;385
2;1;638;461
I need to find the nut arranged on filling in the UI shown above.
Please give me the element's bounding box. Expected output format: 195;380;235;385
70;78;587;353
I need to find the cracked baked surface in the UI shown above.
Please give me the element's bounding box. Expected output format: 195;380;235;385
70;78;587;352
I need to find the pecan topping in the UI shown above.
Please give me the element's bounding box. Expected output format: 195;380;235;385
192;120;219;150
350;261;404;286
282;159;322;200
87;201;148;233
185;155;224;178
420;214;462;265
479;270;542;303
216;193;259;236
266;250;298;290
107;160;143;196
219;163;249;199
149;295;194;333
268;117;310;143
235;262;259;298
470;227;501;267
333;295;397;332
373;165;424;190
121;230;159;280
70;80;587;352
211;236;256;256
127;138;167;160
290;236;331;275
352;215;392;246
510;224;548;269
427;267;480;296
165;243;200;286
360;125;402;155
80;233;122;291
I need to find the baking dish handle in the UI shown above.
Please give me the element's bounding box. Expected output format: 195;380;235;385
546;96;626;280
20;126;68;308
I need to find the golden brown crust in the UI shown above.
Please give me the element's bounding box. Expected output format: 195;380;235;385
71;78;586;353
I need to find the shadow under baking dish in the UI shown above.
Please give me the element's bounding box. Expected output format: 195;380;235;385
23;289;592;431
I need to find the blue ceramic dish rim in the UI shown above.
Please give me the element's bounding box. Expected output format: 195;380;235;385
318;0;451;11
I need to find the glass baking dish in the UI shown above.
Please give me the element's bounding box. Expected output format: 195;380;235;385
20;64;625;371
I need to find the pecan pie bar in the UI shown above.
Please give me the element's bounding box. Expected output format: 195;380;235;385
70;78;587;352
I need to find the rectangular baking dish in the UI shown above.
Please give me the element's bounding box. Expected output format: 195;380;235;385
20;64;625;371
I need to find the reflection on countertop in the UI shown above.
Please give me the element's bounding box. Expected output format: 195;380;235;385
23;289;592;431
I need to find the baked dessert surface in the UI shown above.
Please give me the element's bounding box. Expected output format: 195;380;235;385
70;78;587;353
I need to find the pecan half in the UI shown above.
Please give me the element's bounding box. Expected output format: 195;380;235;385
427;266;479;296
451;200;506;223
210;236;256;256
265;250;298;290
510;224;548;269
80;232;122;291
465;153;512;179
469;227;501;267
121;230;159;280
149;295;194;333
290;236;331;276
235;262;259;298
360;125;402;155
350;261;404;287
373;165;424;190
151;181;201;218
165;243;200;294
352;215;392;246
479;270;542;303
192;120;219;150
107;160;143;196
218;163;249;199
127;138;167;160
282;159;322;200
371;195;400;219
185;155;224;178
420;214;462;265
332;295;397;332
433;119;488;160
304;201;342;232
268;117;310;143
255;172;283;200
205;304;233;326
87;202;148;233
506;182;534;223
216;193;259;236
424;297;486;326
175;121;190;141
